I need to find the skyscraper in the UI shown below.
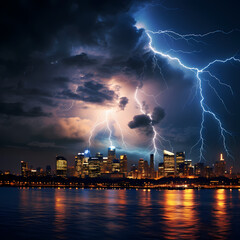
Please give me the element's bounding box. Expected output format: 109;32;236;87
214;153;226;177
183;159;193;176
120;154;128;177
129;164;138;179
75;153;84;177
194;162;204;177
107;146;116;173
46;165;51;176
112;159;120;172
150;154;154;179
138;158;144;179
143;160;149;179
158;162;164;177
56;155;67;177
21;161;28;177
82;149;90;177
176;152;185;176
163;150;175;176
101;157;108;173
88;157;101;177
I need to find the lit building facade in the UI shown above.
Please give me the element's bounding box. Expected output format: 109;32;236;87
107;146;116;173
74;153;84;177
143;160;149;179
112;159;120;172
214;153;226;177
120;154;128;177
176;152;185;175
158;162;164;177
183;159;193;176
163;150;175;176
138;158;144;179
56;156;67;177
82;150;90;177
21;161;28;177
101;157;108;173
129;164;138;179
150;154;155;179
194;162;204;177
88;157;101;177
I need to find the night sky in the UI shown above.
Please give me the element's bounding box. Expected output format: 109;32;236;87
1;0;240;173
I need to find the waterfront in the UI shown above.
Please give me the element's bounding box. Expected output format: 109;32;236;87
0;188;240;240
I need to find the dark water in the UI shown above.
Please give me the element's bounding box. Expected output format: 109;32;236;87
0;188;240;240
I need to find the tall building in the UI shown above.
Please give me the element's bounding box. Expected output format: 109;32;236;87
101;157;108;173
183;159;193;176
88;157;101;177
67;166;75;177
176;152;185;175
82;149;90;177
129;164;138;179
96;152;103;160
112;159;120;172
46;165;51;176
158;162;164;177
21;161;28;177
120;154;128;177
107;146;116;173
56;156;67;177
150;154;154;179
194;162;204;177
204;166;214;178
143;160;149;179
75;153;84;177
138;158;144;179
163;150;175;176
214;153;226;177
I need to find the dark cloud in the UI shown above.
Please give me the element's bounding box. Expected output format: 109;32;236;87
77;81;116;103
0;102;52;117
151;106;165;125
128;114;151;128
62;53;98;67
128;114;154;136
0;115;86;148
119;97;129;110
128;107;165;135
0;0;140;61
57;81;116;104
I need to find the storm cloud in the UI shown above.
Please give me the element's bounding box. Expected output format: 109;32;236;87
151;106;165;125
128;114;151;129
0;102;52;117
1;0;240;173
119;97;129;110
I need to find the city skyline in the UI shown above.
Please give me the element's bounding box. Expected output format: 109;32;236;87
0;140;233;175
14;145;230;179
1;1;240;174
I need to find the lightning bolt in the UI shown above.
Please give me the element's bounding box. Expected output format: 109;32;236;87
88;108;128;150
88;116;107;148
145;29;239;161
147;29;240;45
134;86;173;161
134;86;159;158
105;110;113;147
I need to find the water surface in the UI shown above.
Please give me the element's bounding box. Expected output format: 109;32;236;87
0;188;239;240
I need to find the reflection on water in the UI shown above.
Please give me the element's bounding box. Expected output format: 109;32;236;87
0;188;240;240
54;190;68;239
162;190;199;240
138;190;153;229
211;189;230;239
